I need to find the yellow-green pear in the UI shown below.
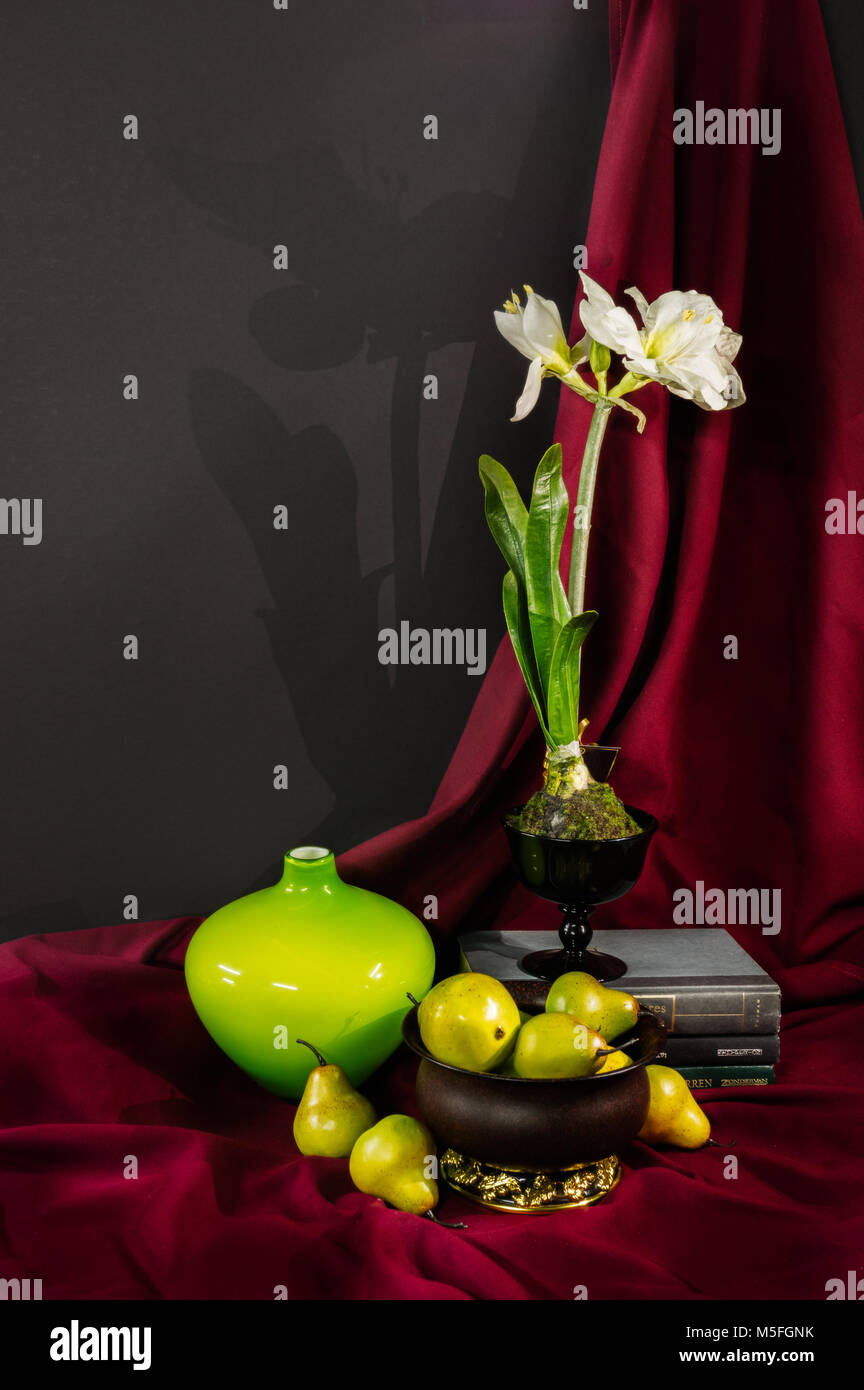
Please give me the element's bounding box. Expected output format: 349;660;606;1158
596;1049;632;1074
349;1114;438;1215
513;1012;607;1078
638;1065;711;1149
292;1041;377;1158
418;972;520;1072
546;971;639;1040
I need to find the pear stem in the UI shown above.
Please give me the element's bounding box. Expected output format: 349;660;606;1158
406;993;421;1008
423;1210;467;1230
296;1039;327;1068
706;1137;736;1148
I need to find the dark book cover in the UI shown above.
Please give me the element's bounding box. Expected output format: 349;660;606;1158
676;1066;776;1088
457;928;781;1035
653;1035;780;1066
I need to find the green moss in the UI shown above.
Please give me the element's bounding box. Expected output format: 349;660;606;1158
516;781;639;841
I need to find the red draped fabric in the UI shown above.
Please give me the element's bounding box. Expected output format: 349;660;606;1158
0;918;861;1299
2;0;863;1299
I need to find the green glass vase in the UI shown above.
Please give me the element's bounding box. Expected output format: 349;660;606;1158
185;846;435;1099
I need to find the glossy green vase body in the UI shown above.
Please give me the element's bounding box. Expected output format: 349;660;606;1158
184;847;435;1099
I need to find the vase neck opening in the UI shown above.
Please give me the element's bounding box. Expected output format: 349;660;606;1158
288;845;331;863
280;845;341;895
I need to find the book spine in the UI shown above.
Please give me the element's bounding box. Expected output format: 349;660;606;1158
674;1066;775;1088
652;1035;779;1066
633;988;781;1036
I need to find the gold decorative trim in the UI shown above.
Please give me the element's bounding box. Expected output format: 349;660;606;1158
440;1149;620;1211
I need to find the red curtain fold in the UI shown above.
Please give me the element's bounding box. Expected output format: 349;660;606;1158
342;0;864;1011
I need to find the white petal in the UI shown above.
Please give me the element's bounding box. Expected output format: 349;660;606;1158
717;325;742;361
622;354;662;379
511;356;544;421
673;353;729;393
666;381;697;401
686;380;727;410
579;300;644;357
684;320;725;357
625;286;651;325
580;274;656;356
650;289;719;325
570;330;592;366
666;369;722;405
639;289;683;334
521;292;568;358
669;360;744;410
645;301;723;361
494;308;534;360
578;271;618;313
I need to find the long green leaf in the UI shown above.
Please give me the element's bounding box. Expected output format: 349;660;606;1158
502;571;550;742
479;454;528;584
546;610;598;745
524;443;571;699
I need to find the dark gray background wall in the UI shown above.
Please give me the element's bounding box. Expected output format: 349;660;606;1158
1;0;860;937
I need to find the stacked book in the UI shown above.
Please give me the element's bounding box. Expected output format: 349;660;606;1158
458;927;781;1088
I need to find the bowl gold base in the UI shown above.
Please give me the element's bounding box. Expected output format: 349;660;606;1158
440;1148;621;1212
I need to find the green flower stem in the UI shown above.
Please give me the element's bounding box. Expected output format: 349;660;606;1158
608;370;645;399
567;398;613;616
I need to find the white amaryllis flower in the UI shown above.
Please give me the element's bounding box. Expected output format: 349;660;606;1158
578;271;745;411
494;287;591;421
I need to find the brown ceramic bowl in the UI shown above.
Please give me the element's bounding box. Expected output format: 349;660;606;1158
402;1009;667;1170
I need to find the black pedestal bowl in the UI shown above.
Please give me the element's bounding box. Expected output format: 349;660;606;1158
504;805;658;983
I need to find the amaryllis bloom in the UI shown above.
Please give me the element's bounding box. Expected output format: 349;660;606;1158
494;287;590;421
578;271;745;411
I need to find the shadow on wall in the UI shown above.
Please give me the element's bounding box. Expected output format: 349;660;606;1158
152;39;608;890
